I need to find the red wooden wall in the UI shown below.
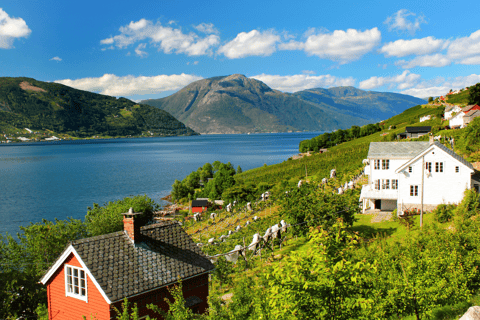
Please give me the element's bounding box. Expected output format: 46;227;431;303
46;253;110;320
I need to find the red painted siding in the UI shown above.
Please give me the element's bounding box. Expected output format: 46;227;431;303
46;253;110;320
191;207;206;213
109;274;209;319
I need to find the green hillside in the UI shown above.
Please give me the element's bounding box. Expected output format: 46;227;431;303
0;77;197;141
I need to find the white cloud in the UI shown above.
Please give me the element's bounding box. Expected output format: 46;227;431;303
302;28;381;64
359;70;421;90
400;74;480;98
100;19;220;56
194;23;219;34
0;8;31;49
380;36;447;57
250;73;355;93
218;30;280;59
55;73;203;96
186;61;199;65
134;43;147;57
447;30;480;65
396;54;451;68
49;56;62;62
384;9;426;35
278;40;304;50
400;86;448;98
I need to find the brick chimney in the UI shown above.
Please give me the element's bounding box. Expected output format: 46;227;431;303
122;207;143;243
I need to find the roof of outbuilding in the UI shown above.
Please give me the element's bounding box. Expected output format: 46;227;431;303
368;141;430;158
405;126;431;133
63;221;213;302
192;200;209;207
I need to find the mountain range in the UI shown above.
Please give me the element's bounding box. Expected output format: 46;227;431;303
0;77;197;138
141;74;426;134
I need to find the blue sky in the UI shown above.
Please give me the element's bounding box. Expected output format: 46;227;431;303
2;0;480;101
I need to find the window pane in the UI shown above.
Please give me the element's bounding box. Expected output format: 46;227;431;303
73;269;78;277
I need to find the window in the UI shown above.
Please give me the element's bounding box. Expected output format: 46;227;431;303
455;166;459;173
65;265;87;301
374;159;380;170
382;159;390;170
382;179;390;189
435;162;444;172
410;185;418;196
408;166;413;173
425;162;432;173
392;179;398;190
374;179;380;190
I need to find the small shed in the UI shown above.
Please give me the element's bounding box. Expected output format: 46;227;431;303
191;200;210;213
397;126;431;139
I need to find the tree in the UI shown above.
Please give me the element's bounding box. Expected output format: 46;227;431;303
84;195;158;237
468;83;480;105
236;165;243;174
279;182;359;235
265;223;375;319
0;218;87;319
428;97;433;103
147;280;199;320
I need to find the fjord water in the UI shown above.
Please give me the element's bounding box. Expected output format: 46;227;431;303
0;132;321;236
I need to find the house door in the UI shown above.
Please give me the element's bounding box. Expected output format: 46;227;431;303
375;200;381;210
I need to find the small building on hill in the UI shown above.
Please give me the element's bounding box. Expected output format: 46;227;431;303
360;140;480;214
444;105;462;120
191;199;210;213
397;126;431;139
40;208;214;320
449;105;480;129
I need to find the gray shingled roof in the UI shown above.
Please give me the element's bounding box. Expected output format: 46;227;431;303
368;142;430;158
70;221;213;302
432;142;474;170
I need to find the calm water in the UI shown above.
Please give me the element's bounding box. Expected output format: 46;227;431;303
0;132;321;236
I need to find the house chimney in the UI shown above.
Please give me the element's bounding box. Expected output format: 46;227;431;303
429;133;434;145
122;207;143;243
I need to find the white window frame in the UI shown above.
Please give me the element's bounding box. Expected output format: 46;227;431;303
392;179;398;190
455;166;460;173
382;159;390;170
410;185;418;197
425;162;432;173
65;265;88;302
435;162;444;173
374;160;380;170
408;166;413;173
374;179;380;190
381;179;390;190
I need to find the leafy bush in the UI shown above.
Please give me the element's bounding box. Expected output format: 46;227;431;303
454;189;480;220
433;204;456;223
85;195;158;237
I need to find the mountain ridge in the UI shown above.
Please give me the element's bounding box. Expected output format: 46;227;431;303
142;75;425;134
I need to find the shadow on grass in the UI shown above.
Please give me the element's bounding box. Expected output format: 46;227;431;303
351;225;397;239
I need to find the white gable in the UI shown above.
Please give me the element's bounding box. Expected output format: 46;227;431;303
40;245;112;304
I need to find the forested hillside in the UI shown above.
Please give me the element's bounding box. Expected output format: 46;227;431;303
0;77;197;139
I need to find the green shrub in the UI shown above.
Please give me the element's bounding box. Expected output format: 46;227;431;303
433;204;456;223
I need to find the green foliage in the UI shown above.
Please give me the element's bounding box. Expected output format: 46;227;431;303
454;189;480;220
299;123;381;152
264;223;375;319
85;195;158;237
468;83;480;105
147;280;199;320
0;77;197;138
363;224;477;319
36;304;49;320
428;97;433;103
113;298;142;320
279;182;359;235
0;218;87;319
236;165;242;174
433;204;456;223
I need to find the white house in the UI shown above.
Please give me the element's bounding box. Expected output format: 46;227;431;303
360;141;479;214
444;105;462;120
419;115;431;122
449;105;480;128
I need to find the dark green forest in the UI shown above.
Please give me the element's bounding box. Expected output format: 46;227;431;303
0;77;197;138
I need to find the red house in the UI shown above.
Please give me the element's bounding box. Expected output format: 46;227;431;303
40;209;214;319
191;200;210;213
